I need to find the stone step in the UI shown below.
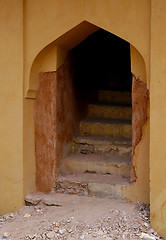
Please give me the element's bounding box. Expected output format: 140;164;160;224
98;90;131;105
80;118;132;138
73;136;132;156
59;153;131;178
55;173;130;199
88;103;132;120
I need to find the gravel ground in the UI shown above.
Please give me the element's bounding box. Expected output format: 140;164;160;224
0;194;165;240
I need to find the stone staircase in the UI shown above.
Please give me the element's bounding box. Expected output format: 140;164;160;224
56;89;132;199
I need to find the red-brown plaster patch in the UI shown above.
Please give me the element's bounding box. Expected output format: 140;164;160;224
130;75;149;183
34;72;57;193
34;56;86;192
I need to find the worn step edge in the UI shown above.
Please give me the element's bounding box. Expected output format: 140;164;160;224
55;173;130;199
80;118;132;138
25;193;85;206
74;136;132;146
88;104;132;120
98;90;131;105
73;136;132;156
60;153;131;177
81;118;132;124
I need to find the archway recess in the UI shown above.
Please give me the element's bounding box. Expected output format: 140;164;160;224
27;21;147;99
30;20;149;204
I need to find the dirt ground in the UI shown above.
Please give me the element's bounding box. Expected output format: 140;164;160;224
0;194;165;240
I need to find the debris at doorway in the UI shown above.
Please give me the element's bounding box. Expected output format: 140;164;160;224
0;194;165;239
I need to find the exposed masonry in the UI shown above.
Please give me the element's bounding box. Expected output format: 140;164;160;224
54;173;128;199
55;179;90;197
131;75;149;183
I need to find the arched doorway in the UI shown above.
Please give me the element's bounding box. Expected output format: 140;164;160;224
33;23;148;202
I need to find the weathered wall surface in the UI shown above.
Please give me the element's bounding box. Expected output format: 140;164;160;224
131;76;149;182
150;0;166;237
0;0;23;214
34;57;84;192
126;44;150;203
34;72;57;192
125;74;150;203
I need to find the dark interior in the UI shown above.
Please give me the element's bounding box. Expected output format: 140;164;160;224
71;28;132;101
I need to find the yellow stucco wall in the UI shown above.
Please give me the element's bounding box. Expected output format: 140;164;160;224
0;0;151;211
150;0;166;237
23;0;151;205
0;0;23;214
2;0;166;237
23;98;36;196
24;0;151;95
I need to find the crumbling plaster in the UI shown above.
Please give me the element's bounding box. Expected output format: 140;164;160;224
131;75;149;183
